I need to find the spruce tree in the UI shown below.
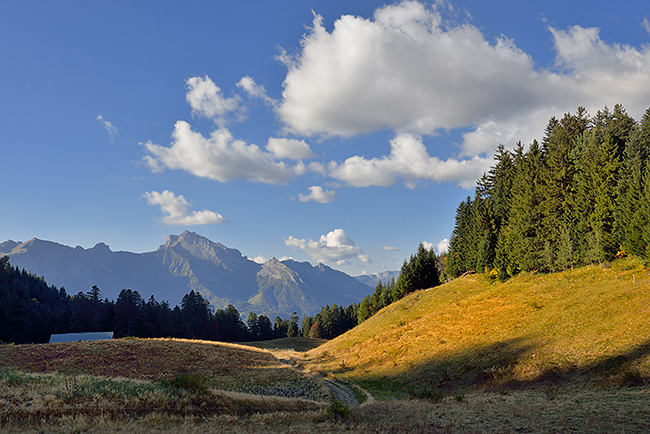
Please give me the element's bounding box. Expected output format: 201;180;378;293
615;108;650;256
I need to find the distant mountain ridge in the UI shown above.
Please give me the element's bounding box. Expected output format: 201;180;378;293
354;270;401;288
0;231;373;317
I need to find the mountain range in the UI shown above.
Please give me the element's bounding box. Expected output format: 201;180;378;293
0;231;381;318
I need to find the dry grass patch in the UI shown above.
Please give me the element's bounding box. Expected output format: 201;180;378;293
0;337;331;430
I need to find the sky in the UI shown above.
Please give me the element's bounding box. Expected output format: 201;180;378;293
2;0;650;277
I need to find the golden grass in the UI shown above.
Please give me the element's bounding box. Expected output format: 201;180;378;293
304;258;650;396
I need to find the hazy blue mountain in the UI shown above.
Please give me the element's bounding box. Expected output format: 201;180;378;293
0;231;372;317
354;270;401;288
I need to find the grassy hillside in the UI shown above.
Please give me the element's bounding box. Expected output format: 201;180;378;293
304;258;650;397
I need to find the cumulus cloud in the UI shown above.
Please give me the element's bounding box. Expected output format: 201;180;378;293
278;1;537;141
251;255;268;264
143;190;228;225
298;186;337;203
266;137;315;160
285;228;367;264
186;75;240;122
237;76;277;106
436;238;450;254
277;1;650;160
143;121;306;184
329;133;491;189
96;114;117;141
421;241;435;251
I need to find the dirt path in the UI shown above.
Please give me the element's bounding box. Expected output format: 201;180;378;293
270;348;372;407
322;378;360;407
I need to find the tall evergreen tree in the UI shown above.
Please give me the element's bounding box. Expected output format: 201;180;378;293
615;108;650;256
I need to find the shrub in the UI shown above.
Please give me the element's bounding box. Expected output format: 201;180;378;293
326;400;350;419
163;374;208;394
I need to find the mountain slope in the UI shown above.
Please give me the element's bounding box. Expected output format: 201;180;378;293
0;231;371;317
305;258;650;396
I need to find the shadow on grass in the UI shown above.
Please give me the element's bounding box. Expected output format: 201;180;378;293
359;337;650;398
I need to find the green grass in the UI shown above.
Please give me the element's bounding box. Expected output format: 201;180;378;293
305;257;650;397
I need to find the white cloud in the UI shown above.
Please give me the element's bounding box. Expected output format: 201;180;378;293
421;241;435;251
96;114;117;141
237;76;277;106
436;238;450;254
143;121;306;184
382;246;399;252
285;228;366;264
298;186;337;203
186;75;240;121
251;255;268;264
143;190;228;225
359;254;372;264
329;133;491;189
278;2;536;141
643;17;650;36
277;1;650;162
308;161;327;175
266;137;315;160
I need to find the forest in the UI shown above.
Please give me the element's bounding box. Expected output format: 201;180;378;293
446;104;650;281
0;243;440;344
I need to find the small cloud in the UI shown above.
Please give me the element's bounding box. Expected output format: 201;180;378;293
421;241;435;251
96;114;117;141
643;17;650;36
309;162;327;175
298;186;337;203
436;238;450;254
185;75;240;122
382;246;399;252
237;76;277;106
285;228;365;264
251;255;267;264
143;190;228;225
359;254;372;264
267;137;315;160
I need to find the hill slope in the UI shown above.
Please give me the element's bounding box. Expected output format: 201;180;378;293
305;258;650;396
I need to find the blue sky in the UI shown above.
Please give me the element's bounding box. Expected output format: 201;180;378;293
2;0;649;276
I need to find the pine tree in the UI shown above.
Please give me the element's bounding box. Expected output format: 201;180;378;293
615;108;650;256
503;140;545;272
540;108;588;266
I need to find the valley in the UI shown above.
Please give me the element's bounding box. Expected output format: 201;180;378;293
2;258;650;433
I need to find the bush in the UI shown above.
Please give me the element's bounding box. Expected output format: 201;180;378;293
327;400;350;419
163;374;208;394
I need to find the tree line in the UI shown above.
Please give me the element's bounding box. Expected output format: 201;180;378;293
0;240;443;344
445;104;650;280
